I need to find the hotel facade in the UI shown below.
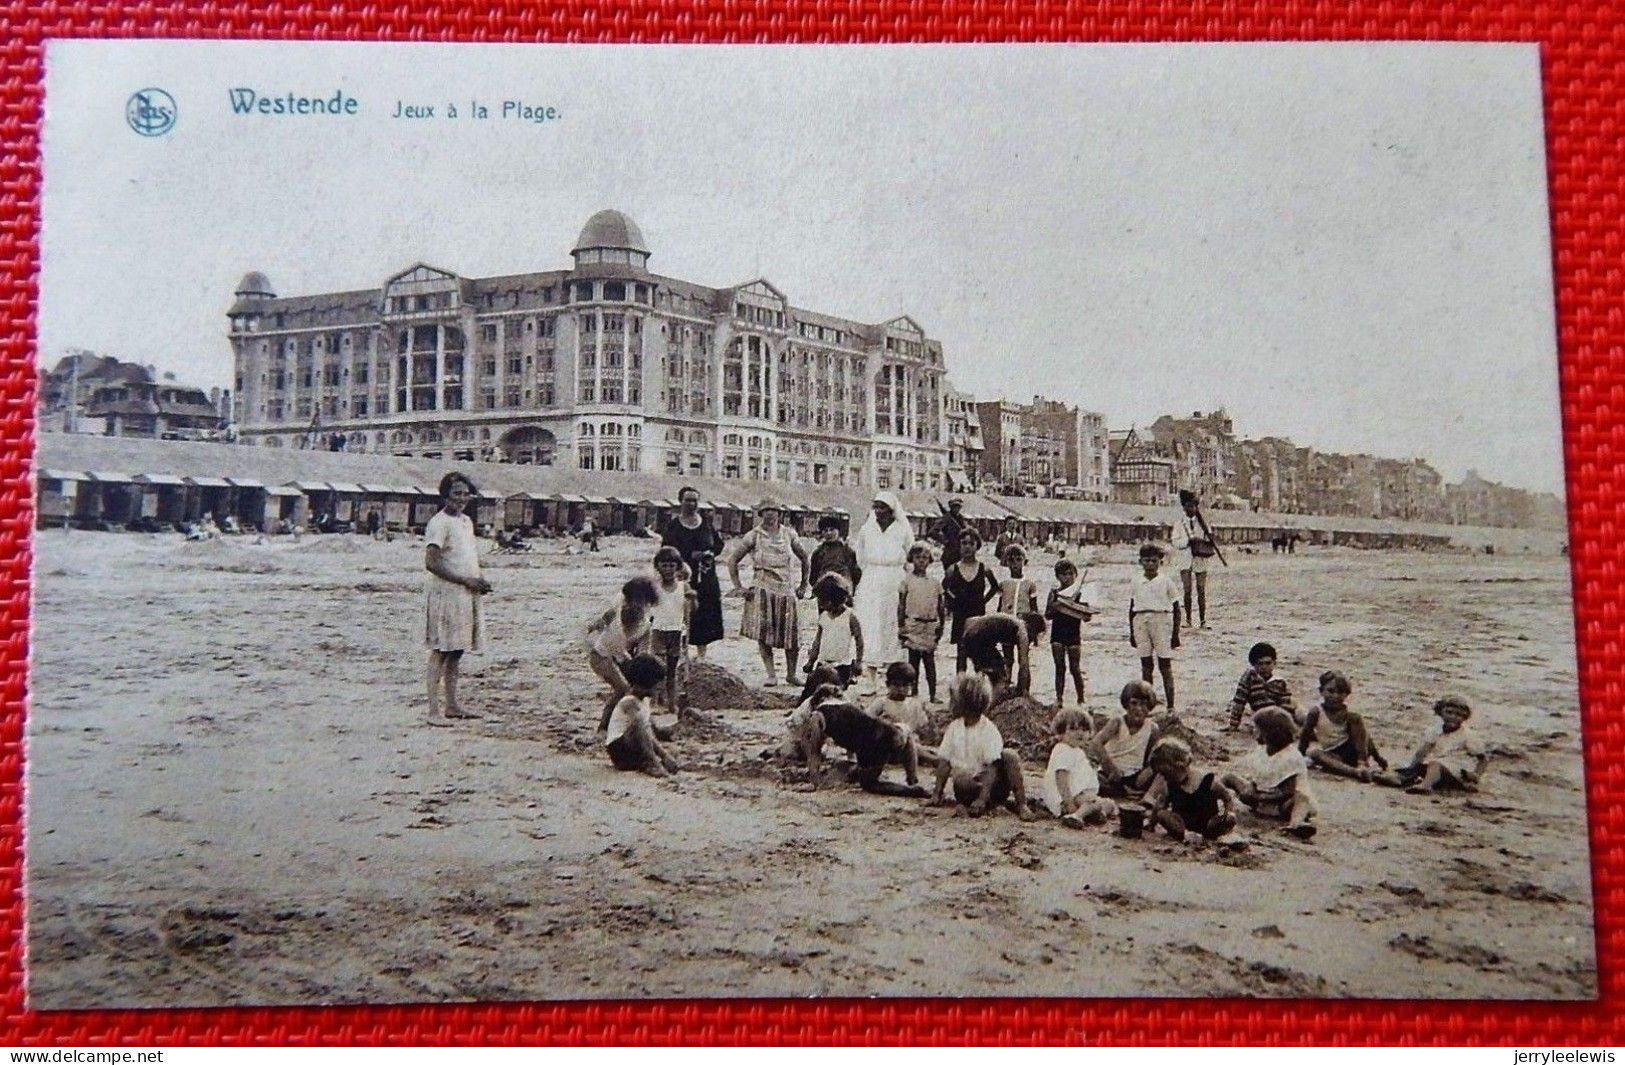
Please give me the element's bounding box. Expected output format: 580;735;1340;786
228;211;958;492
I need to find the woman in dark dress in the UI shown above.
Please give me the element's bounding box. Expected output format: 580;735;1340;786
661;485;726;658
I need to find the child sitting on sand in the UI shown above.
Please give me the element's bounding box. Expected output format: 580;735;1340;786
869;661;929;737
803;572;865;694
1375;695;1488;793
931;673;1037;820
651;546;697;714
1045;558;1095;710
1222;707;1319;839
605;653;680;777
897;543;946;702
792;683;925;795
1226;642;1296;731
1042;709;1117;828
1091;680;1161;798
586;576;660;734
1140;738;1239;842
1298;670;1388;781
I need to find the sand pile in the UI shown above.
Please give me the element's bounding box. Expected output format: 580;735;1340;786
986;694;1059;762
683;661;796;712
1155;712;1228;762
297;536;368;555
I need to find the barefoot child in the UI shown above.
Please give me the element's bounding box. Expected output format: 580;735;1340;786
869;661;930;737
897;543;946;702
605;654;680;777
1045;559;1094;709
1128;543;1181;710
930;673;1037;820
997;544;1040;616
1042;709;1117;827
1226;641;1296;731
794;683;925;795
1376;695;1487;793
586;576;660;734
424;472;494;726
803;572;864;693
941;530;999;674
1141;738;1239;842
1091;680;1162;798
651;546;697;715
1299;670;1388;781
960;611;1046;702
1222;707;1319;838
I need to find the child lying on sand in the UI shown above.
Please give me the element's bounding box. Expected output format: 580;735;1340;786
1222;708;1318;839
791;683;926;796
1375;695;1488;793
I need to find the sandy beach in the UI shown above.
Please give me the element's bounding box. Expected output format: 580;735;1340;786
25;530;1594;1006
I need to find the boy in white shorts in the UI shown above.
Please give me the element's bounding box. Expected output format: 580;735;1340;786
1128;543;1182;711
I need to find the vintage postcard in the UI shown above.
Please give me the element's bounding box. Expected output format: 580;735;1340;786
29;41;1590;1005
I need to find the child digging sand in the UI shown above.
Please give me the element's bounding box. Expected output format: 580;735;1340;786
931;673;1037;820
605;653;680;777
424;472;494;727
1140;738;1240;843
1222;707;1319;839
1299;670;1388;781
792;683;926;796
586;576;660;735
1042;709;1117;828
1375;695;1488;793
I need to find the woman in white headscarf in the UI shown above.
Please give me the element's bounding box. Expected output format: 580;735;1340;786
852;490;913;685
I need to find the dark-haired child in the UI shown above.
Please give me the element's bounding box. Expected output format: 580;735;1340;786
960;611;1046;702
1092;680;1161;798
586;576;660;734
605;654;680;777
794;683;924;794
803;572;864;695
424;471;494;726
1226;641;1296;731
651;545;697;714
869;661;929;737
1045;558;1095;709
1128;543;1181;711
942;530;999;674
808;513;861;591
1376;696;1488;793
897;543;946;702
1299;670;1388;781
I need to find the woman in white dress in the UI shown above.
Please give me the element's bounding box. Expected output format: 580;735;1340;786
852;490;913;688
424;472;493;726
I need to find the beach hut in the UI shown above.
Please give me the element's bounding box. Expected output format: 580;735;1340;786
36;469;86;528
82;471;140;528
503;491;544;531
182;475;234;525
472;486;507;530
133;473;189;527
223;477;271;531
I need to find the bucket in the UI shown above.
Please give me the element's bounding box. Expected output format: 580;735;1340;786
1118;805;1146;839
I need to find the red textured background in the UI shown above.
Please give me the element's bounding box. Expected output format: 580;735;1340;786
0;0;1620;1047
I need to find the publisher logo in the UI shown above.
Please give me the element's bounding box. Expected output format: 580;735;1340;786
126;89;177;136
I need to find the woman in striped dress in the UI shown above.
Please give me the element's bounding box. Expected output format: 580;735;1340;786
725;498;810;687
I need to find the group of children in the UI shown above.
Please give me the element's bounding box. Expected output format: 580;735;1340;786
581;529;1492;833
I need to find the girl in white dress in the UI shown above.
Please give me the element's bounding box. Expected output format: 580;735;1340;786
424;472;493;726
852;490;913;689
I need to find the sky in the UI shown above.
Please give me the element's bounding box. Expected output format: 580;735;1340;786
40;41;1563;494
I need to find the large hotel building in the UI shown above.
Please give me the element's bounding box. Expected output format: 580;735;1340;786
228;210;962;491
